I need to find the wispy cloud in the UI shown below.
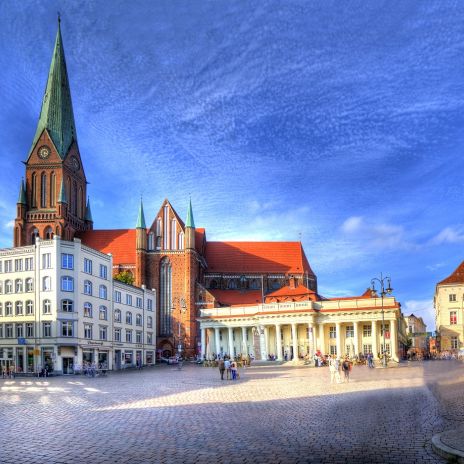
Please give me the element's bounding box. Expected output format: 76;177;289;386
402;299;435;331
3;220;14;230
429;227;464;245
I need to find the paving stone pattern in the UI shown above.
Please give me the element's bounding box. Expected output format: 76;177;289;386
1;362;461;463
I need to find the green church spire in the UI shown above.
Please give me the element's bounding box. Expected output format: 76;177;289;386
29;17;77;159
185;198;195;228
85;197;93;222
136;198;146;229
17;179;26;205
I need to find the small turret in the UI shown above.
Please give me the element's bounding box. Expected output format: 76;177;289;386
16;179;27;220
136;198;147;251
84;197;93;230
185;198;195;250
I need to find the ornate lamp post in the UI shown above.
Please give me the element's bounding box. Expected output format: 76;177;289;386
371;273;393;368
172;297;187;359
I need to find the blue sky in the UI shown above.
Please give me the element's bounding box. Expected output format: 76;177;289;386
1;1;464;329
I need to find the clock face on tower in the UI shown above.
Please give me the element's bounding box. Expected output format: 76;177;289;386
71;156;80;171
38;145;51;159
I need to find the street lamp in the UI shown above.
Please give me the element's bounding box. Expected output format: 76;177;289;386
371;273;393;368
172;297;187;359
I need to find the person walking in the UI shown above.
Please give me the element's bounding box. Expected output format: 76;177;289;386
342;357;351;382
218;358;225;380
329;356;337;384
231;360;238;380
224;358;231;380
334;357;342;383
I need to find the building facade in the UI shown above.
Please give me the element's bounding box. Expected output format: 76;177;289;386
0;236;156;374
404;314;427;356
435;262;464;353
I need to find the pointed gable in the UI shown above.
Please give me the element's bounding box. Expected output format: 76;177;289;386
265;284;317;303
29;20;77;160
438;261;464;285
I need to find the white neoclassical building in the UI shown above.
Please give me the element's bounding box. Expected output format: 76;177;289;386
198;292;407;363
0;236;156;374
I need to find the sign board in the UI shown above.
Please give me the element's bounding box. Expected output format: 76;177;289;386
17;338;26;345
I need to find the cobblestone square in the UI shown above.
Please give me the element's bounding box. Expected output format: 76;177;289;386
1;361;463;464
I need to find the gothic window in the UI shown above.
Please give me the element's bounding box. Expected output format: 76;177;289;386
271;279;280;290
160;257;172;335
156;217;161;236
210;280;218;289
148;232;154;250
31;228;39;245
66;176;71;211
72;180;78;215
227;279;237;290
250;279;259;290
40;172;47;208
78;186;83;218
171;220;177;250
44;226;53;240
31;173;37;207
164;206;169;249
178;232;184;250
50;172;56;207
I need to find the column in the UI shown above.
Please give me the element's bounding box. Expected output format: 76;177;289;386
353;321;359;357
228;327;234;358
259;325;267;360
264;326;270;360
372;320;378;358
214;327;221;358
336;322;342;357
390;319;398;362
291;323;298;360
319;323;325;354
241;327;248;356
275;324;283;361
308;322;314;358
201;328;206;359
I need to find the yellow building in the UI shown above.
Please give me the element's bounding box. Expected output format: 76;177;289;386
435;262;464;352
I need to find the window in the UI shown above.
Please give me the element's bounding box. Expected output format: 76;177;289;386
84;324;92;339
345;345;351;356
126;312;132;324
84;258;93;274
99;326;107;340
114;328;121;342
61;321;73;337
15;301;23;315
363;344;372;355
451;336;459;349
25;257;33;271
5;323;13;338
26;300;34;315
99;306;108;321
114;309;121;323
178;232;184;250
125;330;132;343
0;325;3;337
450;311;457;325
147;333;153;344
384;344;391;355
0;302;3;316
99;285;107;299
148;232;154;250
136;314;142;326
62;299;73;312
84;280;92;295
41;172;47;208
329;326;336;339
329;345;337;355
61;253;74;269
449;294;457;302
26;278;33;292
43;300;52;314
147;316;153;328
0;281;2;294
43;322;51;337
26;323;34;338
147;299;153;311
160;257;172;335
115;291;121;303
84;302;93;318
5;260;12;272
0;261;2;273
15;279;23;293
42;253;52;269
42;276;51;291
5;302;12;316
136;297;142;309
227;279;237;289
363;325;372;337
99;264;107;279
136;331;142;343
14;259;23;272
16;323;24;338
5;280;12;294
61;276;74;292
126;294;132;306
171;220;177;249
380;324;390;336
346;326;354;338
408;325;413;334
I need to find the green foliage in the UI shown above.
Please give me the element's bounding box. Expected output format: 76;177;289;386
114;271;134;286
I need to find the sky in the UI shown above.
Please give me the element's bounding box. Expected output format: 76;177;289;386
1;1;464;330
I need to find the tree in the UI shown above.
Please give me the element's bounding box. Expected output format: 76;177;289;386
114;270;134;286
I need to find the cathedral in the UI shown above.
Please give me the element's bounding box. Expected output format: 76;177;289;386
13;20;318;359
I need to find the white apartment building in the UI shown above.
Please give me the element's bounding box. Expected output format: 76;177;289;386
0;236;156;374
404;314;427;354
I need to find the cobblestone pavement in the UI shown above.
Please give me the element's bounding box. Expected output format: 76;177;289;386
1;361;463;464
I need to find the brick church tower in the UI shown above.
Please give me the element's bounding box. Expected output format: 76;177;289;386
14;18;92;247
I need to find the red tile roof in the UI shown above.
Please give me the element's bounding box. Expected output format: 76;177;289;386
205;241;315;275
208;289;263;306
78;229;136;265
438;261;464;285
266;284;315;298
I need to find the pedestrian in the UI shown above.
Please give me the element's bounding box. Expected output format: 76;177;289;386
218;358;225;380
342;357;351;382
224;357;231;380
231;360;238;380
329;356;337;383
334;357;342;383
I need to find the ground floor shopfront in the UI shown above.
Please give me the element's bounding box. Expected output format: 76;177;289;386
0;343;155;374
199;296;408;363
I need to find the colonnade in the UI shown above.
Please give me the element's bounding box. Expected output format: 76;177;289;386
200;319;399;362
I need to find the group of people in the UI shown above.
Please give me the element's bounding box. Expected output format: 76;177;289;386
218;357;239;380
328;356;352;383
